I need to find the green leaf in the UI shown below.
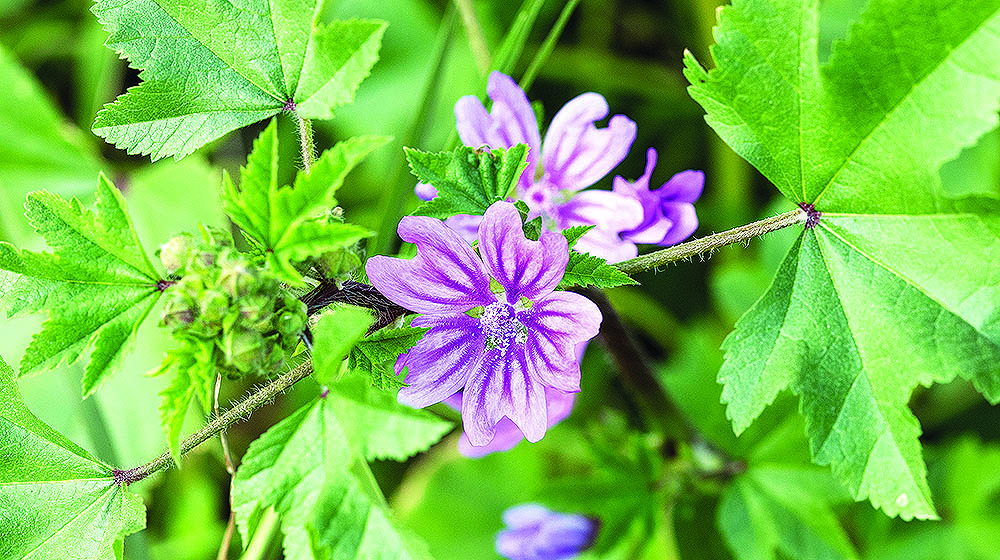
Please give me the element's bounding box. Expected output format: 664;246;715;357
312;306;374;385
91;0;386;160
557;250;639;290
222;120;386;284
232;389;441;560
155;345;217;466
408;144;529;218
348;326;428;390
0;355;146;560
0;44;102;243
325;375;452;462
685;0;1000;519
0;175;163;396
718;465;858;560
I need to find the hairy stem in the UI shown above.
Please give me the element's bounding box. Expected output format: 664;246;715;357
113;362;314;486
454;0;491;76
215;373;237;560
296;114;315;174
615;208;807;275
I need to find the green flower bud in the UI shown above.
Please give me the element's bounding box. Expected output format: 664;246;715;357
158;234;192;274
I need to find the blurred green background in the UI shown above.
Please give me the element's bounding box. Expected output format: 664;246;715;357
1;0;999;559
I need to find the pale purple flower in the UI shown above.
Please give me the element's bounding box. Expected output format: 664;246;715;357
417;72;643;262
496;504;598;560
444;388;575;457
366;201;601;445
614;148;704;245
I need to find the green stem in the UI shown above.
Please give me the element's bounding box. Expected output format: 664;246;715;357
615;208;807;276
113;362;314;486
453;0;491;76
295;114;315;174
519;0;582;91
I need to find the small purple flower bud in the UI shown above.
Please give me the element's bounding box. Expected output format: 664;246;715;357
496;504;598;560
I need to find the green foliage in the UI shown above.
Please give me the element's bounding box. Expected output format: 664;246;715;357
684;0;1000;519
557;250;639;290
91;0;386;160
231;379;449;560
223;120;385;285
155;227;309;463
312;305;374;385
0;355;146;560
407;144;529;218
0;175;162;396
348;326;428;391
0;44;101;242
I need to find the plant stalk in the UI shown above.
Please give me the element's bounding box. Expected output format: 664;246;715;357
296;114;315;174
615;208;807;275
113;362;314;486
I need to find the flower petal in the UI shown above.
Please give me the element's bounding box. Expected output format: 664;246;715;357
396;314;485;408
462;349;547;445
458;388;575;457
659;169;705;203
658;202;699;246
502;503;551;529
366;215;493;314
521;291;601;392
552;190;643;263
455;72;541;194
443;214;483;244
478;201;568;303
541;92;636;191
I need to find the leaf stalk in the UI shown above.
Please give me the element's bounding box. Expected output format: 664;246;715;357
113;362;314;486
615;208;807;275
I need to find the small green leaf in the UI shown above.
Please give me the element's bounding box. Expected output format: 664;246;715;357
557;250;639;290
0;175;162;396
313;306;375;385
91;0;386;160
232;391;437;560
223;120;386;284
156;346;216;466
0;355;146;560
561;225;593;248
408;144;529;218
348;326;428;389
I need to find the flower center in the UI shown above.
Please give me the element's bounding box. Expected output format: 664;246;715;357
480;302;527;356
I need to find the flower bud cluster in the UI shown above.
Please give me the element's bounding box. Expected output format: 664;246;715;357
158;228;307;379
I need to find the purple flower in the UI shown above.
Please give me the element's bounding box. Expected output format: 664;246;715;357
445;387;576;457
417;72;643;262
614;148;704;246
365;201;601;445
496;504;598;560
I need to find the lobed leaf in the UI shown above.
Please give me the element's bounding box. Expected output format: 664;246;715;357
348;326;428;390
0;175;163;396
0;355;145;560
312;306;374;385
91;0;386;160
685;0;1000;518
408;144;529;218
222;120;386;284
557;250;639;290
232;382;447;560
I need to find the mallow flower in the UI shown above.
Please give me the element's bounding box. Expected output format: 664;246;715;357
614;147;704;246
418;71;644;263
365;201;601;445
444;387;575;457
496;504;598;560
